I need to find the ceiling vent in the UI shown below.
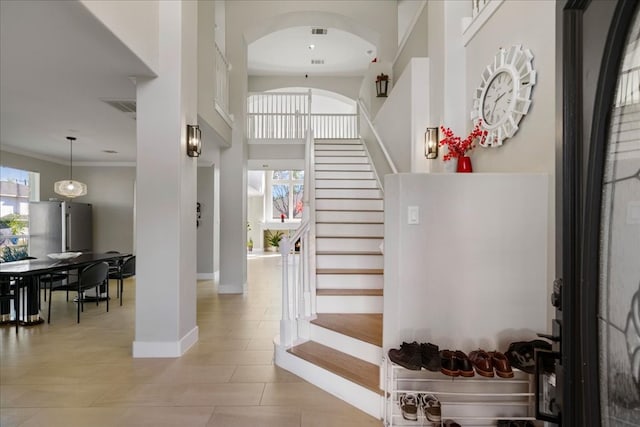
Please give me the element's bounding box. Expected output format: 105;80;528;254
311;28;327;35
102;99;137;120
311;59;325;65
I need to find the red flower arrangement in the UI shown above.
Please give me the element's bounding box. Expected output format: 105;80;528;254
439;120;488;161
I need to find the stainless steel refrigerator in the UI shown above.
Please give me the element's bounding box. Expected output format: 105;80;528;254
29;201;92;258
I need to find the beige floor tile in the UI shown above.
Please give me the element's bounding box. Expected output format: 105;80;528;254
0;254;381;426
119;406;215;426
1;382;117;408
207;406;301;427
152;363;236;384
91;383;189;407
302;408;383;426
260;382;357;411
17;407;125;427
229;364;304;383
0;407;40;427
175;383;265;406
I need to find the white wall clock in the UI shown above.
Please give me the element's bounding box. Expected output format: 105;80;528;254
471;44;536;147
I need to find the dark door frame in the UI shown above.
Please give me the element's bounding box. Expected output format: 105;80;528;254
561;0;638;425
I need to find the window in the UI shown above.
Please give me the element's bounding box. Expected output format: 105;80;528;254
271;170;304;220
0;166;39;261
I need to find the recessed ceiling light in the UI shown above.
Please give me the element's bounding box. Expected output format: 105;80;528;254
103;150;118;154
308;44;315;50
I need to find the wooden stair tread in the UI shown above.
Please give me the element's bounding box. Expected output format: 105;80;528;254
316;268;383;275
312;313;382;346
287;341;382;395
317;289;383;297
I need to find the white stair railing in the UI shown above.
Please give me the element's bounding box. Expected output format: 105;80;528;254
247;91;358;141
279;129;316;348
214;42;230;118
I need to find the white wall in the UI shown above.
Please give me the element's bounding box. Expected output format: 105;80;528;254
393;1;428;81
197;0;233;146
197;165;214;278
80;0;159;74
249;76;363;102
373;58;430;173
247;194;264;250
384;173;549;352
74;165;135;254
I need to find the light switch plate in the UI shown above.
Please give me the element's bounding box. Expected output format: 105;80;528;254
408;206;419;225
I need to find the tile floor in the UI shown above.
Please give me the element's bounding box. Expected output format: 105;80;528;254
0;253;382;427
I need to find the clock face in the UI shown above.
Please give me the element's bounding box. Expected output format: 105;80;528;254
482;71;514;126
471;45;536;147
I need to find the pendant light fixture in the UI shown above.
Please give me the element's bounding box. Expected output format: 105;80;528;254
54;136;87;198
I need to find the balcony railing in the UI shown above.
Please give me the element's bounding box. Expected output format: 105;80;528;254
472;0;490;18
214;42;230;118
247;91;358;142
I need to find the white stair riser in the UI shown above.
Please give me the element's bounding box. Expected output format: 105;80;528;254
316;157;369;164
316;198;383;211
316;254;383;269
316;237;383;252
316;223;383;237
314;150;365;157
315;189;382;199
274;344;382;419
315;164;372;171
315;179;378;189
316;273;383;290
315;171;375;179
316;210;383;223
309;324;382;366
316;295;383;313
315;144;363;150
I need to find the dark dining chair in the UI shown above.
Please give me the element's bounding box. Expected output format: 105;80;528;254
47;261;110;323
0;276;19;333
109;256;135;306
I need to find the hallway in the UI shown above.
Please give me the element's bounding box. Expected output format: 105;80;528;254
0;254;381;426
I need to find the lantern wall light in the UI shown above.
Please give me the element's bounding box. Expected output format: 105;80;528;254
186;124;201;157
425;127;439;159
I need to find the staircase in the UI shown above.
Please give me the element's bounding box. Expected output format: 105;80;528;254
275;138;384;418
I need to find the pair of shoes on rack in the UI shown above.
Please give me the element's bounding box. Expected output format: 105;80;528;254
397;393;441;422
505;339;552;374
443;420;461;427
440;350;474;377
388;341;440;371
468;349;515;378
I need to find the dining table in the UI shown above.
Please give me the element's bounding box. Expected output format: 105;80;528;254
0;252;131;325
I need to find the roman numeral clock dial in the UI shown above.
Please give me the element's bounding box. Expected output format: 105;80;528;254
471;45;536;147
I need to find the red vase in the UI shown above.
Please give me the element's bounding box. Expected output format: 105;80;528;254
457;156;473;173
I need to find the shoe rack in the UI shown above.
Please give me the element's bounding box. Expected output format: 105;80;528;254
383;357;537;426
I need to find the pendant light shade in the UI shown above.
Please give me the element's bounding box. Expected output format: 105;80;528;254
54;136;87;198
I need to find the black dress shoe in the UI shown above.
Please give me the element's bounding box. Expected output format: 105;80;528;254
420;342;440;371
388;341;422;370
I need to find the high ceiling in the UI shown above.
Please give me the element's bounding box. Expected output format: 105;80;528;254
248;26;376;77
0;2;372;165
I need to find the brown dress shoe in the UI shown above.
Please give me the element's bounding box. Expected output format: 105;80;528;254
469;349;494;377
440;350;459;377
491;351;515;378
454;350;475;377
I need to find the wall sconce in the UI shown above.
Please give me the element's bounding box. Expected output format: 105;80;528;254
186;124;201;157
425;127;439;159
375;73;389;97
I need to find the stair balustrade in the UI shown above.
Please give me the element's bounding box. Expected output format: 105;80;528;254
247;91;358;142
279;126;316;348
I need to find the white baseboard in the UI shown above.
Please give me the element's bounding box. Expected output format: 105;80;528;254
217;282;246;294
197;273;214;280
132;325;199;358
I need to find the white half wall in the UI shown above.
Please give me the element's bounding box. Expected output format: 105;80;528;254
383;173;549;354
373;58;431;173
